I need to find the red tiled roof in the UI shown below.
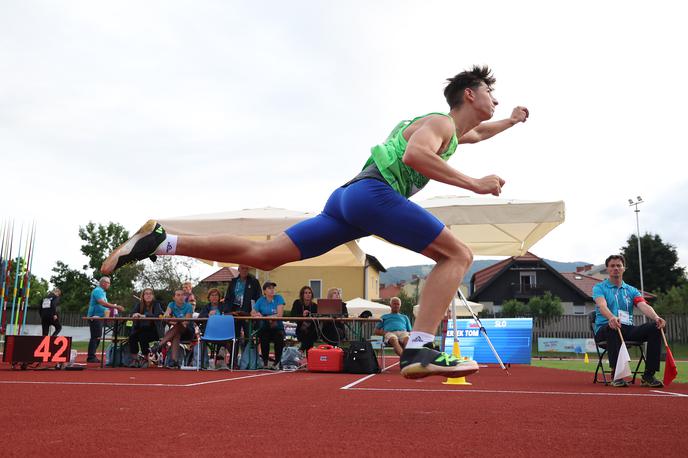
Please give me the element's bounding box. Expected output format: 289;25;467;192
472;252;542;293
199;267;238;283
560;272;602;298
560;273;655;300
379;285;401;299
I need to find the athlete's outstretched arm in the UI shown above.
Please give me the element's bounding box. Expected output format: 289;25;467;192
459;106;529;144
402;117;504;196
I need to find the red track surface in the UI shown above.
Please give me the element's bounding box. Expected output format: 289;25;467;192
1;359;686;457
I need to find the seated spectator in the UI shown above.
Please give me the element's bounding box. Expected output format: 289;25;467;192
197;288;224;322
182;281;197;310
223;264;261;344
374;296;412;356
251;281;285;370
128;287;164;367
291;286;318;353
320;287;349;346
158;289;195;368
198;288;230;369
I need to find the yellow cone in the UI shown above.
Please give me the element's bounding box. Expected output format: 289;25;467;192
443;340;472;385
584;353;589;364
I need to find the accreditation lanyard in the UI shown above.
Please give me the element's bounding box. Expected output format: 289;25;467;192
614;286;632;325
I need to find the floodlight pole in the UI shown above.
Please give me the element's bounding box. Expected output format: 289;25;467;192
628;197;645;296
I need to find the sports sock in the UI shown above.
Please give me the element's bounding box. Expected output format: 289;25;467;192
405;331;435;349
154;235;178;255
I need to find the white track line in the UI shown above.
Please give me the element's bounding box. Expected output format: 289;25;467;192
652;389;688;397
346;387;686;398
185;370;285;386
0;370;285;388
340;361;399;390
340;373;377;390
0;380;182;387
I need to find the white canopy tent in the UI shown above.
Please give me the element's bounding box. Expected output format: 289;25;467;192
158;207;365;267
346;297;391;319
413;301;483;318
417;195;565;256
157;195;565;266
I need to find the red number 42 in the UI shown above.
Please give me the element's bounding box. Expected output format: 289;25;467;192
33;336;69;363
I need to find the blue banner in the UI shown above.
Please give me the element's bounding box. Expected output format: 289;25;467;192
444;318;533;364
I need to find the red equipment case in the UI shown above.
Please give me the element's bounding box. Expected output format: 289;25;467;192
307;344;344;372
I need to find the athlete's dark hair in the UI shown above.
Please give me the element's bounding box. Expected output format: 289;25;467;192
444;65;496;109
605;254;626;267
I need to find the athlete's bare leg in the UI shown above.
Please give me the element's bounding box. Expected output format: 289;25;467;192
176;232;301;271
100;219;303;274
414;227;473;335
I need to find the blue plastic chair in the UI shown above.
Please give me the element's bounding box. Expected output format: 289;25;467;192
198;315;236;370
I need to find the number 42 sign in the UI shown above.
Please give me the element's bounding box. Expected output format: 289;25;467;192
2;335;73;365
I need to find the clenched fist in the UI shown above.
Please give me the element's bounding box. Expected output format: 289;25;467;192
473;175;506;196
510;106;529;124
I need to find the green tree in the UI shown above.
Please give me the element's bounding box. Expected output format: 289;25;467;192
654;284;688;315
501;292;563;321
501;299;530;317
397;289;416;322
27;274;49;306
50;260;93;312
136;257;199;305
528;291;563;321
78;221;142;308
2;256;49;306
621;233;686;293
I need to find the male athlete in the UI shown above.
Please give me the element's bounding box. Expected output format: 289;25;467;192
102;65;529;379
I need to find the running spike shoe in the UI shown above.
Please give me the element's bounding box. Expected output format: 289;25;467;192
400;346;479;379
101;220;166;274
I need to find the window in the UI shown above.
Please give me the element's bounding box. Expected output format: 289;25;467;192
520;272;537;291
309;280;322;299
573;305;586;315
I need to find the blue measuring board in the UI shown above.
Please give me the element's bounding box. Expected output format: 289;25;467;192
444;318;532;364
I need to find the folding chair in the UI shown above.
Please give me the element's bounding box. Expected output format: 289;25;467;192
589;311;646;385
198;315;237;370
369;335;386;370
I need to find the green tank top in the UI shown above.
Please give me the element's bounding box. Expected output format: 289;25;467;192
363;112;458;198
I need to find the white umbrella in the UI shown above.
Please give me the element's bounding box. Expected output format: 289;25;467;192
413;301;483;317
157;195;564;267
345;297;391;319
158;207;365;267
418;195;565;256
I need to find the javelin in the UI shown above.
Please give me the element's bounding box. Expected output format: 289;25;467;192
0;220;8;330
457;289;510;375
14;223;31;333
19;222;37;334
8;223;23;335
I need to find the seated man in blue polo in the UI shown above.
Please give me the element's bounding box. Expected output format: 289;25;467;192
592;254;666;388
374;296;412;356
251;281;286;370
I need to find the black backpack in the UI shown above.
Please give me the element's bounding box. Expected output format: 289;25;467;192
344;340;380;374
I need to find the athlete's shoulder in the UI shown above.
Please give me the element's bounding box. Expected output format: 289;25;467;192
412;113;454;136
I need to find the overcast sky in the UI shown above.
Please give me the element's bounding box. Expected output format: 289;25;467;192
2;0;687;283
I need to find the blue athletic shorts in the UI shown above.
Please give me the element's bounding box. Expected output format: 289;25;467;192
285;179;445;259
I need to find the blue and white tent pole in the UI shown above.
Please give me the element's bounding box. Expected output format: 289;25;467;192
457;289;509;374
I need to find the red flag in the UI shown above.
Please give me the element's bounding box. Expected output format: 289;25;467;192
663;345;678;386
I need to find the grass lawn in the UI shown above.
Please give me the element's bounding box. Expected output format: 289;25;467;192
531;359;687;384
531;342;687;384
